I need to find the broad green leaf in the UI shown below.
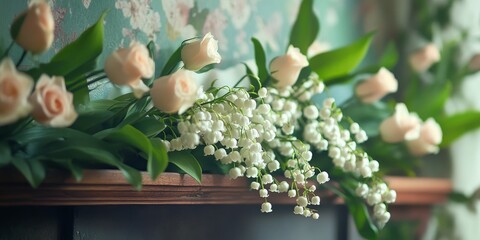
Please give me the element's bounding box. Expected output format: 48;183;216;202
347;200;379;240
12;158;46;188
46;145;142;190
9;12;27;41
150;138;169;179
438;111;480;147
251;38;268;83
288;0;320;55
243;63;261;95
379;42;399;69
0;142;12;167
70;110;115;132
99;125;167;179
309;32;374;81
132;117;166;138
65;160;84;182
342;101;391;137
406;81;451;120
168;151;202;183
161;46;182;76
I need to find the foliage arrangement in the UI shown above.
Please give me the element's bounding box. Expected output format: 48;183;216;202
5;0;461;239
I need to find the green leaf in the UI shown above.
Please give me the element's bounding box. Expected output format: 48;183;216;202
379;42;399;69
168;151;202;183
346;200;379;240
406;81;451;120
70;110;115;132
10;12;27;41
438;111;480;147
99;125;167;179
243;63;261;95
342;101;391;137
46;145;142;190
288;0;320;55
251;38;268;83
132;117;166;138
0;143;12;167
309;32;374;81
150;138;169;179
12;158;46;188
161;46;182;76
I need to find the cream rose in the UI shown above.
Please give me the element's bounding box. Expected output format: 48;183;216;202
29;75;78;127
151;69;198;114
468;53;480;71
0;58;34;125
181;32;222;71
407;118;443;156
409;43;441;72
14;0;54;54
379;103;421;143
270;45;309;88
105;42;154;98
355;67;398;103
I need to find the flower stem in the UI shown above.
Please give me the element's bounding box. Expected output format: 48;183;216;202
16;50;27;68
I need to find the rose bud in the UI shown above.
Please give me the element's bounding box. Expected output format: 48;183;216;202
105;42;154;98
409;43;441;72
379;103;421;143
468;53;480;71
13;0;55;54
407;118;442;156
355;67;398;103
151;69;198;114
181;32;222;71
0;58;34;126
270;45;309;88
29;75;78;127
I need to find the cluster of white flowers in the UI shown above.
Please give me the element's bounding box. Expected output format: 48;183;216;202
260;73;396;226
164;72;395;226
163;86;329;219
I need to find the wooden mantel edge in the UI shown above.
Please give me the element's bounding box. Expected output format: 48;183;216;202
0;170;452;206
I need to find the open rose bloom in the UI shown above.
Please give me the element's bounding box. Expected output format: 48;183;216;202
270;45;309;88
0;58;34;125
29;75;78;127
151;69;198;114
15;0;54;54
105;42;154;98
407;118;443;156
409;43;441;72
181;32;222;71
379;103;421;143
356;67;398;103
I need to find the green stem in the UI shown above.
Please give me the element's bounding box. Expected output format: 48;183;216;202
16;50;27;68
70;74;107;92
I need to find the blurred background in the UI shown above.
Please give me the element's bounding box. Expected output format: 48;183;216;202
2;0;480;239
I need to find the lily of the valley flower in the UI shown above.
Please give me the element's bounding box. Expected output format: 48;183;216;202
270;45;309;88
151;69;198;114
14;0;55;54
105;42;154;98
181;32;222;71
356;67;398;103
0;58;34;125
29;75;78;127
379;103;421;143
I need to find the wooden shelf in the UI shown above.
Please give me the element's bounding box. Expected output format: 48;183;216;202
0;170;452;206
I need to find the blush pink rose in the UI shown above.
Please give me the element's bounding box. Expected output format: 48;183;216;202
356;67;398;103
105;42;154;98
407;118;443;156
409;43;441;72
151;69;198;114
181;32;222;71
15;0;55;54
270;45;309;88
379;103;421;143
0;58;34;125
29;75;78;127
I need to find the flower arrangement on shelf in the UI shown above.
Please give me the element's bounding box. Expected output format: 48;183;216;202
1;0;446;239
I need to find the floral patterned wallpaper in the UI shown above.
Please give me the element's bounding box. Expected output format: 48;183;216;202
1;0;362;96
